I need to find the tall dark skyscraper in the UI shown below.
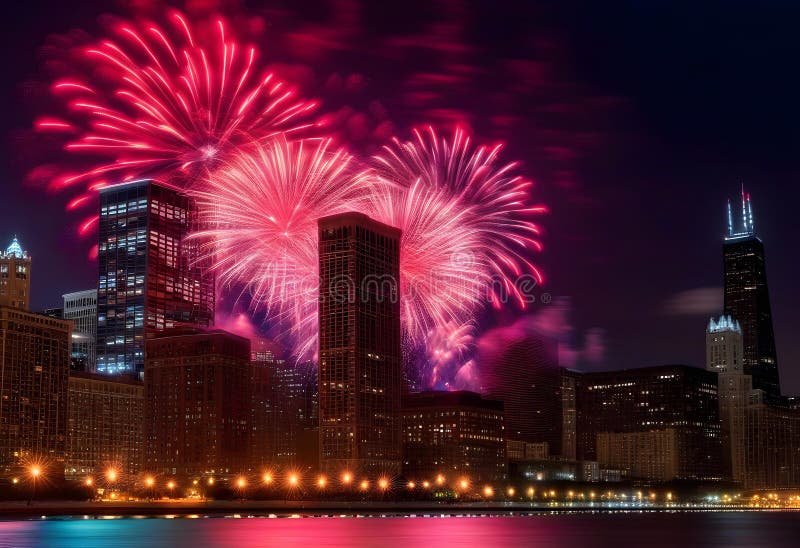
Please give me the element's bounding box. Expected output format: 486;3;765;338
96;180;214;377
723;191;780;397
318;212;402;476
480;334;564;457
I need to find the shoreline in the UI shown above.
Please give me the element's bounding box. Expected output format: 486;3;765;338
0;500;791;519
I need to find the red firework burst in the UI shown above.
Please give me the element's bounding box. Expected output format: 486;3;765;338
34;9;317;241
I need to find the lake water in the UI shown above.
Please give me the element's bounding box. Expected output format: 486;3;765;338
1;511;799;547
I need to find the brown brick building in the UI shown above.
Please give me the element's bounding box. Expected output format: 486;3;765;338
144;329;250;479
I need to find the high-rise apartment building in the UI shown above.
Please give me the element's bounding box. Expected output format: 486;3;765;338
401;391;506;483
0;236;30;310
144;329;250;478
0;306;71;475
65;372;143;480
96;180;214;378
318;212;402;476
723;191;780;397
63;289;98;372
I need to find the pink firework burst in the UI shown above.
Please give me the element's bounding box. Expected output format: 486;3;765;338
192;137;371;359
35;10;317;240
368;126;547;344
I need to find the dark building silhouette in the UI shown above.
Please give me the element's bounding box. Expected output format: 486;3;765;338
96;180;214;378
250;339;318;470
144;329;250;479
318;212;402;476
723;191;780;397
480;334;564;456
402;391;506;482
574;365;722;481
0;306;71;476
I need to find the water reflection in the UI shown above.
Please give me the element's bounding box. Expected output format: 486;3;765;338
1;512;799;548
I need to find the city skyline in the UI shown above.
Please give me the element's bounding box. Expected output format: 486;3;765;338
3;3;800;545
2;1;800;394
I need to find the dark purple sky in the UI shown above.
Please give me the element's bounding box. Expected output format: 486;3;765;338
2;1;799;393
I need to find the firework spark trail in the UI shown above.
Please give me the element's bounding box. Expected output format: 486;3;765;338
192;137;372;360
35;10;317;239
368;126;548;345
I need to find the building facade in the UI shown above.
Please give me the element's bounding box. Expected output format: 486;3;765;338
596;429;680;481
575;365;722;480
318;212;402;476
706;315;751;481
723;192;780;397
0;237;30;310
96;180;214;378
402;391;506;483
743;398;800;488
251;339;318;470
0;307;71;475
66;372;143;480
144;329;250;478
63;289;98;372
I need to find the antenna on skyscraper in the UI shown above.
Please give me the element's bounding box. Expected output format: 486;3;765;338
727;200;734;237
746;193;754;234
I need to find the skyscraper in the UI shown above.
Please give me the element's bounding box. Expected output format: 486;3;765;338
706;315;751;481
96;180;214;377
723;190;780;397
63;289;98;372
480;334;564;456
0;236;30;310
318;212;402;476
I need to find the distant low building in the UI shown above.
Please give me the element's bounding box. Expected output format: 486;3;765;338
66;372;143;480
401;390;506;483
596;429;679;481
743;396;800;488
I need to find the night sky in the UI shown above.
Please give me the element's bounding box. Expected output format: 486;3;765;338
1;1;799;392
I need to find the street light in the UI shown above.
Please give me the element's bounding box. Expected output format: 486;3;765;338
459;478;470;491
317;475;327;489
359;480;369;492
27;465;42;506
167;480;176;498
483;486;494;498
341;472;353;486
378;478;389;491
262;472;273;485
435;474;445;486
288;474;299;487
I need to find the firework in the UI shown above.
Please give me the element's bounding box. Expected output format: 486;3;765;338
193;137;371;359
368;126;547;344
35;10;317;237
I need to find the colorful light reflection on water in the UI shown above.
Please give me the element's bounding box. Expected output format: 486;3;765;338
1;512;799;548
